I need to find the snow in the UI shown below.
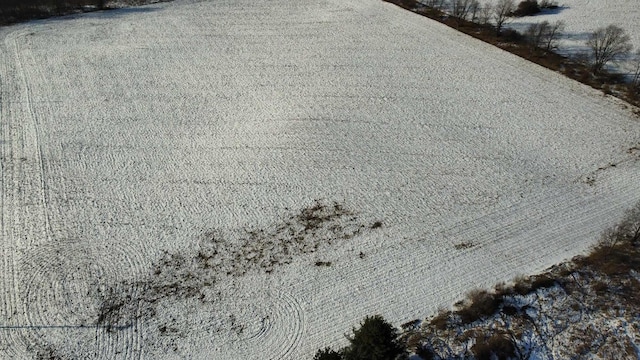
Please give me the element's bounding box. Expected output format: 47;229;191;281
1;0;639;358
485;0;640;72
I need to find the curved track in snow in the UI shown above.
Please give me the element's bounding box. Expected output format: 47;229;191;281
1;0;639;358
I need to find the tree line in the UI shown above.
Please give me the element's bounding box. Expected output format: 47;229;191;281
390;0;640;106
1;0;109;25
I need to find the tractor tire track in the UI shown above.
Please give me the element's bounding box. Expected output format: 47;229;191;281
1;27;145;359
0;27;46;358
18;239;144;359
7;28;52;247
209;285;305;359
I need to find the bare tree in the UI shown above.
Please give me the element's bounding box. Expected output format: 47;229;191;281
598;202;640;248
452;0;473;19
478;2;493;25
525;20;564;51
632;50;640;89
493;0;515;35
468;0;480;22
525;21;547;50
426;0;447;10
587;24;633;73
542;20;564;51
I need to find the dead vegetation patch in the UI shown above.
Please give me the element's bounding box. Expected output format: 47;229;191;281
400;202;640;359
454;241;475;250
32;344;68;360
94;200;378;331
456;289;501;324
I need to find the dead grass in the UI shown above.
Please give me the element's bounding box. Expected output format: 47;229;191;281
456;289;501;324
454;241;475;250
429;310;449;331
579;243;640;276
471;331;516;360
403;202;640;358
95;200;375;331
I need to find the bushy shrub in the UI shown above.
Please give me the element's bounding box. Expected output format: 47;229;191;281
313;315;406;360
343;315;407;360
457;289;501;324
471;332;516;360
415;344;436;360
501;28;525;43
529;274;556;291
513;0;540;16
598;203;640;248
313;348;342;360
429;308;449;330
577;203;640;276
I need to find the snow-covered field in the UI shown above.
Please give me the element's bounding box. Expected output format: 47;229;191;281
1;0;639;358
491;0;640;71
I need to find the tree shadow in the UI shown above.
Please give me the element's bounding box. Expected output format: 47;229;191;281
537;5;568;16
81;5;163;20
510;5;568;19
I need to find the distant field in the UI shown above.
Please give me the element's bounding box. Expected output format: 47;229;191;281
1;0;639;358
486;0;640;71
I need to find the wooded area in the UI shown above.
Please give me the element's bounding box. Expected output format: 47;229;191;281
0;0;158;25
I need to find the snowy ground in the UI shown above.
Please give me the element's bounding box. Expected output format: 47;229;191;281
1;0;639;358
486;0;640;73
